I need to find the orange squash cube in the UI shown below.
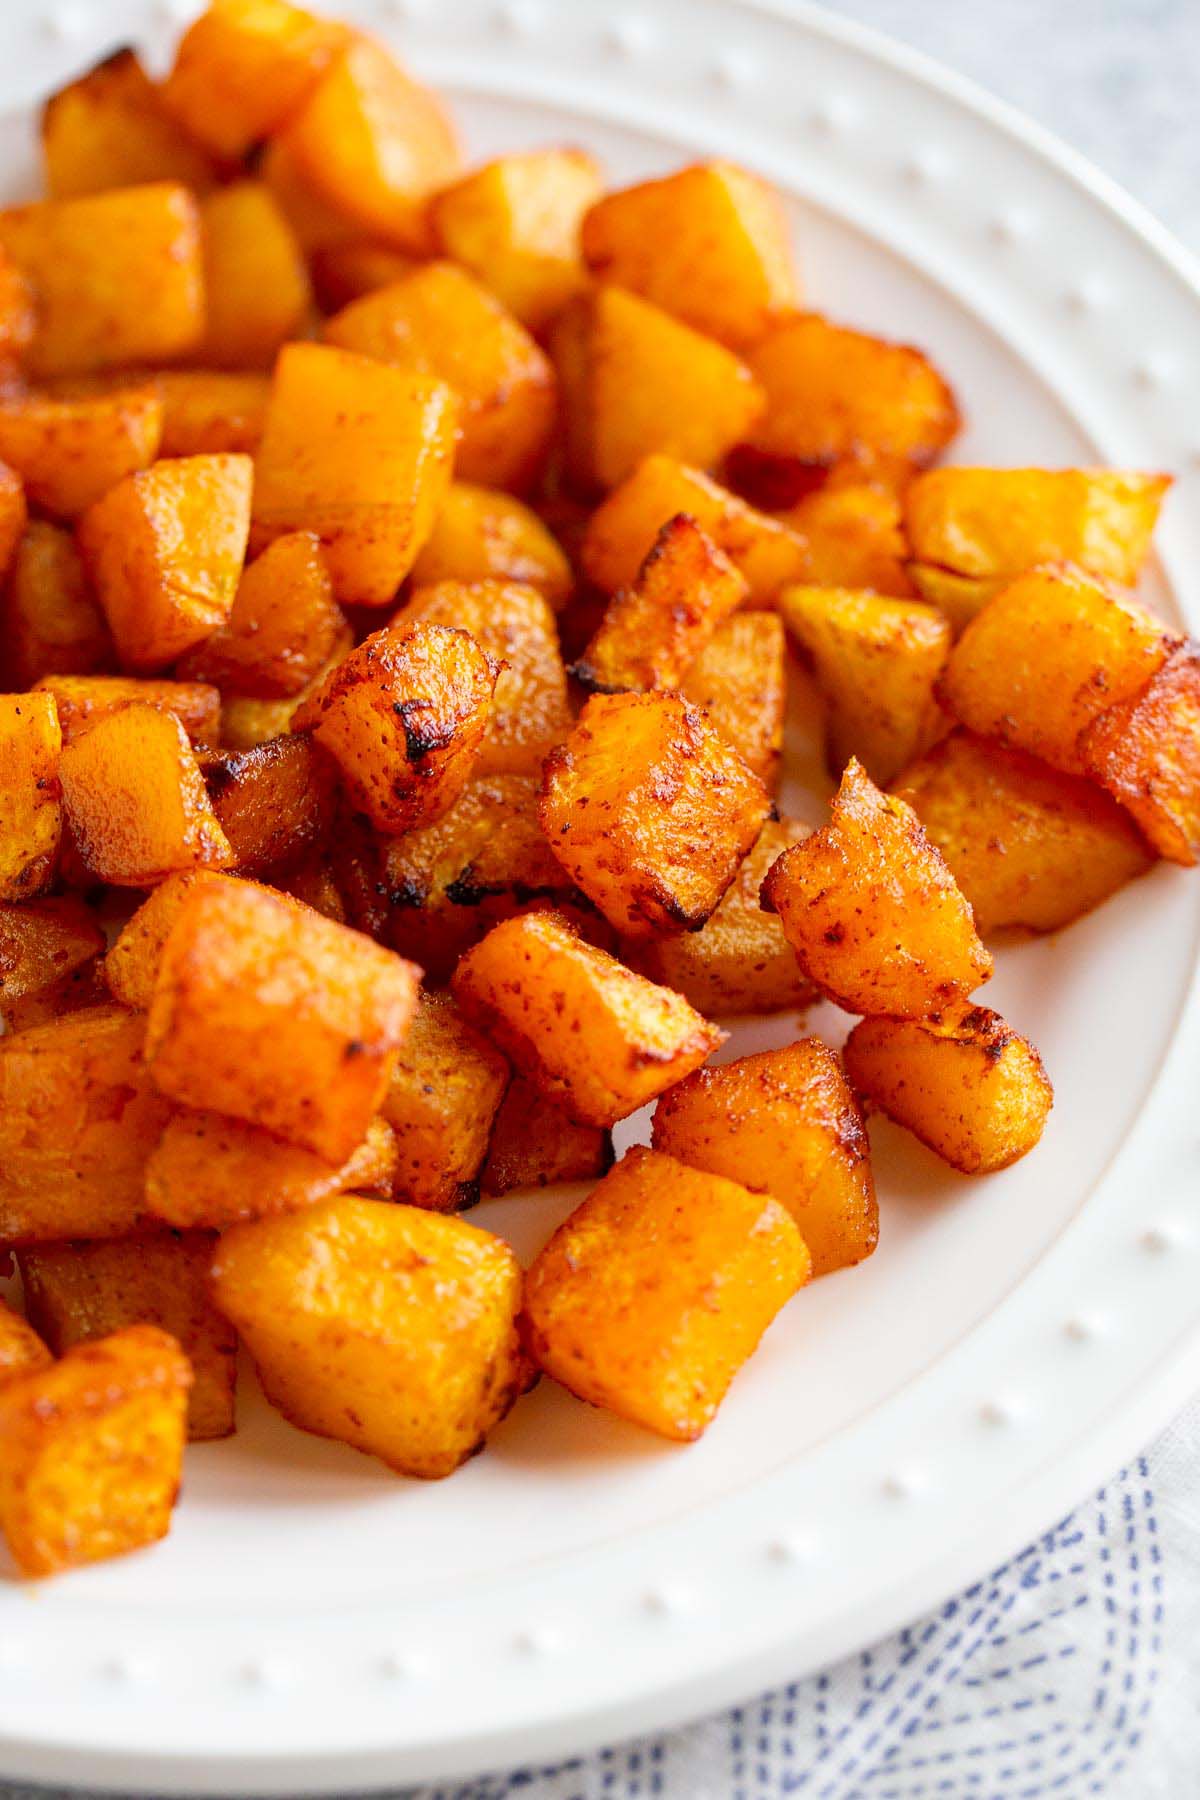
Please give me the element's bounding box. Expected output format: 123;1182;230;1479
681;611;787;789
761;757;992;1016
0;1298;51;1389
554;286;764;491
409;482;573;607
1079;642;1200;865
540;691;771;938
0;1007;170;1246
104;870;228;1010
78;453;253;672
938;566;1179;775
60;704;232;887
1;524;112;687
144;876;420;1161
41;46;218;199
892;730;1154;933
274;35;460;252
211;1196;526;1477
452;910;723;1127
0;184;204;378
481;1077;612;1197
324;262;557;493
0;691;62;901
522;1145;808;1441
156;370;270;457
19;1234;237;1442
291;619;500;835
179;532;343;699
144;1108;395;1231
581;161;797;347
161;0;350;159
0;1324;190;1577
0;383;163;518
380;991;510;1212
581;453;807;602
396;580;570;777
574;514;747;694
652;1042;876;1277
431;149;603;332
202;735;335;879
0;896;104;1009
36;674;220;747
251;343;458;607
844;1005;1054;1174
197;182;312;370
785;482;915;597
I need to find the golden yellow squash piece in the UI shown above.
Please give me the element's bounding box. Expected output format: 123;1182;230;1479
0;1298;51;1390
785;482;915;598
210;1196;526;1477
0;690;62;901
844;1005;1053;1174
155;370;270;458
409;483;572;609
196;181;312;371
452;910;723;1127
481;1077;612;1197
761;757;992;1017
1079;642;1200;866
522;1145;809;1441
0;1324;190;1578
682;611;787;789
0;383;163;519
1;522;112;689
380;991;510;1213
42;46;218;199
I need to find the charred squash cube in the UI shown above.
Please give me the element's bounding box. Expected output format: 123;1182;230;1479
179;532;343;701
202;735;335;878
144;875;420;1162
0;1324;190;1577
380;990;510;1212
210;1196;526;1477
0;383;163;519
410;483;572;608
540;690;771;938
41;45;218;199
844;1004;1054;1174
36;674;220;747
681;611;787;789
197;181;312;370
452;909;723;1127
1079;642;1200;865
652;1041;877;1277
522;1145;808;1441
761;757;992;1017
291;619;501;835
2;523;112;687
481;1077;612;1197
0;691;62;901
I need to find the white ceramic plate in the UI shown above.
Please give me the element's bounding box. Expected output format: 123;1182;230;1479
2;1;1200;1791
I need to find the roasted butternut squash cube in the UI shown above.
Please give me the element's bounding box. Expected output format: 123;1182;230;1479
218;625;352;751
0;1007;170;1246
431;149;602;332
410;482;572;608
161;0;350;159
0;1324;189;1577
42;46;218;199
573;514;747;694
36;674;220;747
397;580;570;776
179;532;343;699
144;876;419;1161
892;730;1153;933
309;241;418;311
105;870;226;1010
779;584;950;785
904;468;1170;623
1079;642;1200;865
156;370;270;457
742;313;959;483
202;735;335;878
0;185;204;379
581;453;807;602
907;562;1004;634
452;910;722;1126
197;182;312;370
540;691;771;938
0;384;162;518
19;1234;237;1442
522;1145;807;1441
380;991;509;1212
652;1042;876;1277
761;757;992;1016
939;566;1179;775
210;1196;525;1476
0;691;62;901
144;1109;395;1231
0;897;104;1010
79;453;252;672
637;816;817;1016
481;1077;611;1197
554;287;764;491
274;35;459;252
2;523;112;687
844;1005;1053;1174
784;482;915;597
681;611;786;789
291;619;500;835
251;343;458;607
581;161;797;347
60;704;233;887
324;262;557;493
0;1298;50;1389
